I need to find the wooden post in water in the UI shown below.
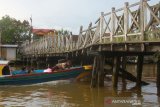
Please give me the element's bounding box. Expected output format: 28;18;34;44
112;56;120;88
136;55;144;88
30;58;33;68
46;57;49;68
122;57;127;90
36;61;39;69
98;55;105;87
80;55;83;66
81;55;87;66
157;59;160;96
22;57;25;67
27;57;29;67
91;56;98;88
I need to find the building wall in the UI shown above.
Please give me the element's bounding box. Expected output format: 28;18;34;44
1;47;17;60
1;48;7;60
7;48;16;60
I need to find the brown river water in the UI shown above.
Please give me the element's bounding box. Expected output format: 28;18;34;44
0;64;159;107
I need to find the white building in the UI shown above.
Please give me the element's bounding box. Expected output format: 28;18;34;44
0;44;18;60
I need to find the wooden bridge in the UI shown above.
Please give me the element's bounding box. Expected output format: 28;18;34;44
22;0;160;56
21;0;160;95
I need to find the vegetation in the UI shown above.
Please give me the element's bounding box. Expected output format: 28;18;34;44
0;15;31;45
58;29;71;35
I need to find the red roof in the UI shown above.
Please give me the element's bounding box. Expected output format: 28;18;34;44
32;29;55;35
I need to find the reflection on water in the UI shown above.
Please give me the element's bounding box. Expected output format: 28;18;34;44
0;80;159;107
0;64;159;107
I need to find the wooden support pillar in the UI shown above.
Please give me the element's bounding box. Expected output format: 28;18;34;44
81;54;88;66
46;57;49;68
98;55;105;87
22;57;25;66
27;57;29;67
30;58;33;68
80;56;83;66
36;61;39;69
136;55;144;88
157;60;160;96
121;57;127;90
81;55;85;66
112;56;120;88
91;56;98;88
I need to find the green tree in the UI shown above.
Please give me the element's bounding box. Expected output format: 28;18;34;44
0;15;31;45
58;29;71;35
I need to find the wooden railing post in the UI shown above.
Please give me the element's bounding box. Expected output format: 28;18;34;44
111;7;115;42
83;23;92;48
100;12;104;43
70;32;73;51
124;2;129;42
140;0;145;41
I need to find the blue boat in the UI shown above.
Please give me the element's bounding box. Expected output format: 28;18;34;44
0;67;84;85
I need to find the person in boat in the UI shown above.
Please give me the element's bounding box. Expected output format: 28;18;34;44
65;60;72;68
27;68;34;74
44;65;52;73
51;60;72;72
19;66;27;74
2;64;11;75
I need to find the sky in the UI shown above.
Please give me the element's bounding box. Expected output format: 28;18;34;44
0;0;158;34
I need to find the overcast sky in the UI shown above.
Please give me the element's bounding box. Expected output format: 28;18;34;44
0;0;158;34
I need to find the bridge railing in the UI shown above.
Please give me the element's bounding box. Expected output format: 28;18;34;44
22;0;160;55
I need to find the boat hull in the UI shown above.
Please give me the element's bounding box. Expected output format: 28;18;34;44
0;67;83;85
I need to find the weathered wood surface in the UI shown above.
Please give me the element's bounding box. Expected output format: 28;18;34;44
90;55;105;87
22;0;160;57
